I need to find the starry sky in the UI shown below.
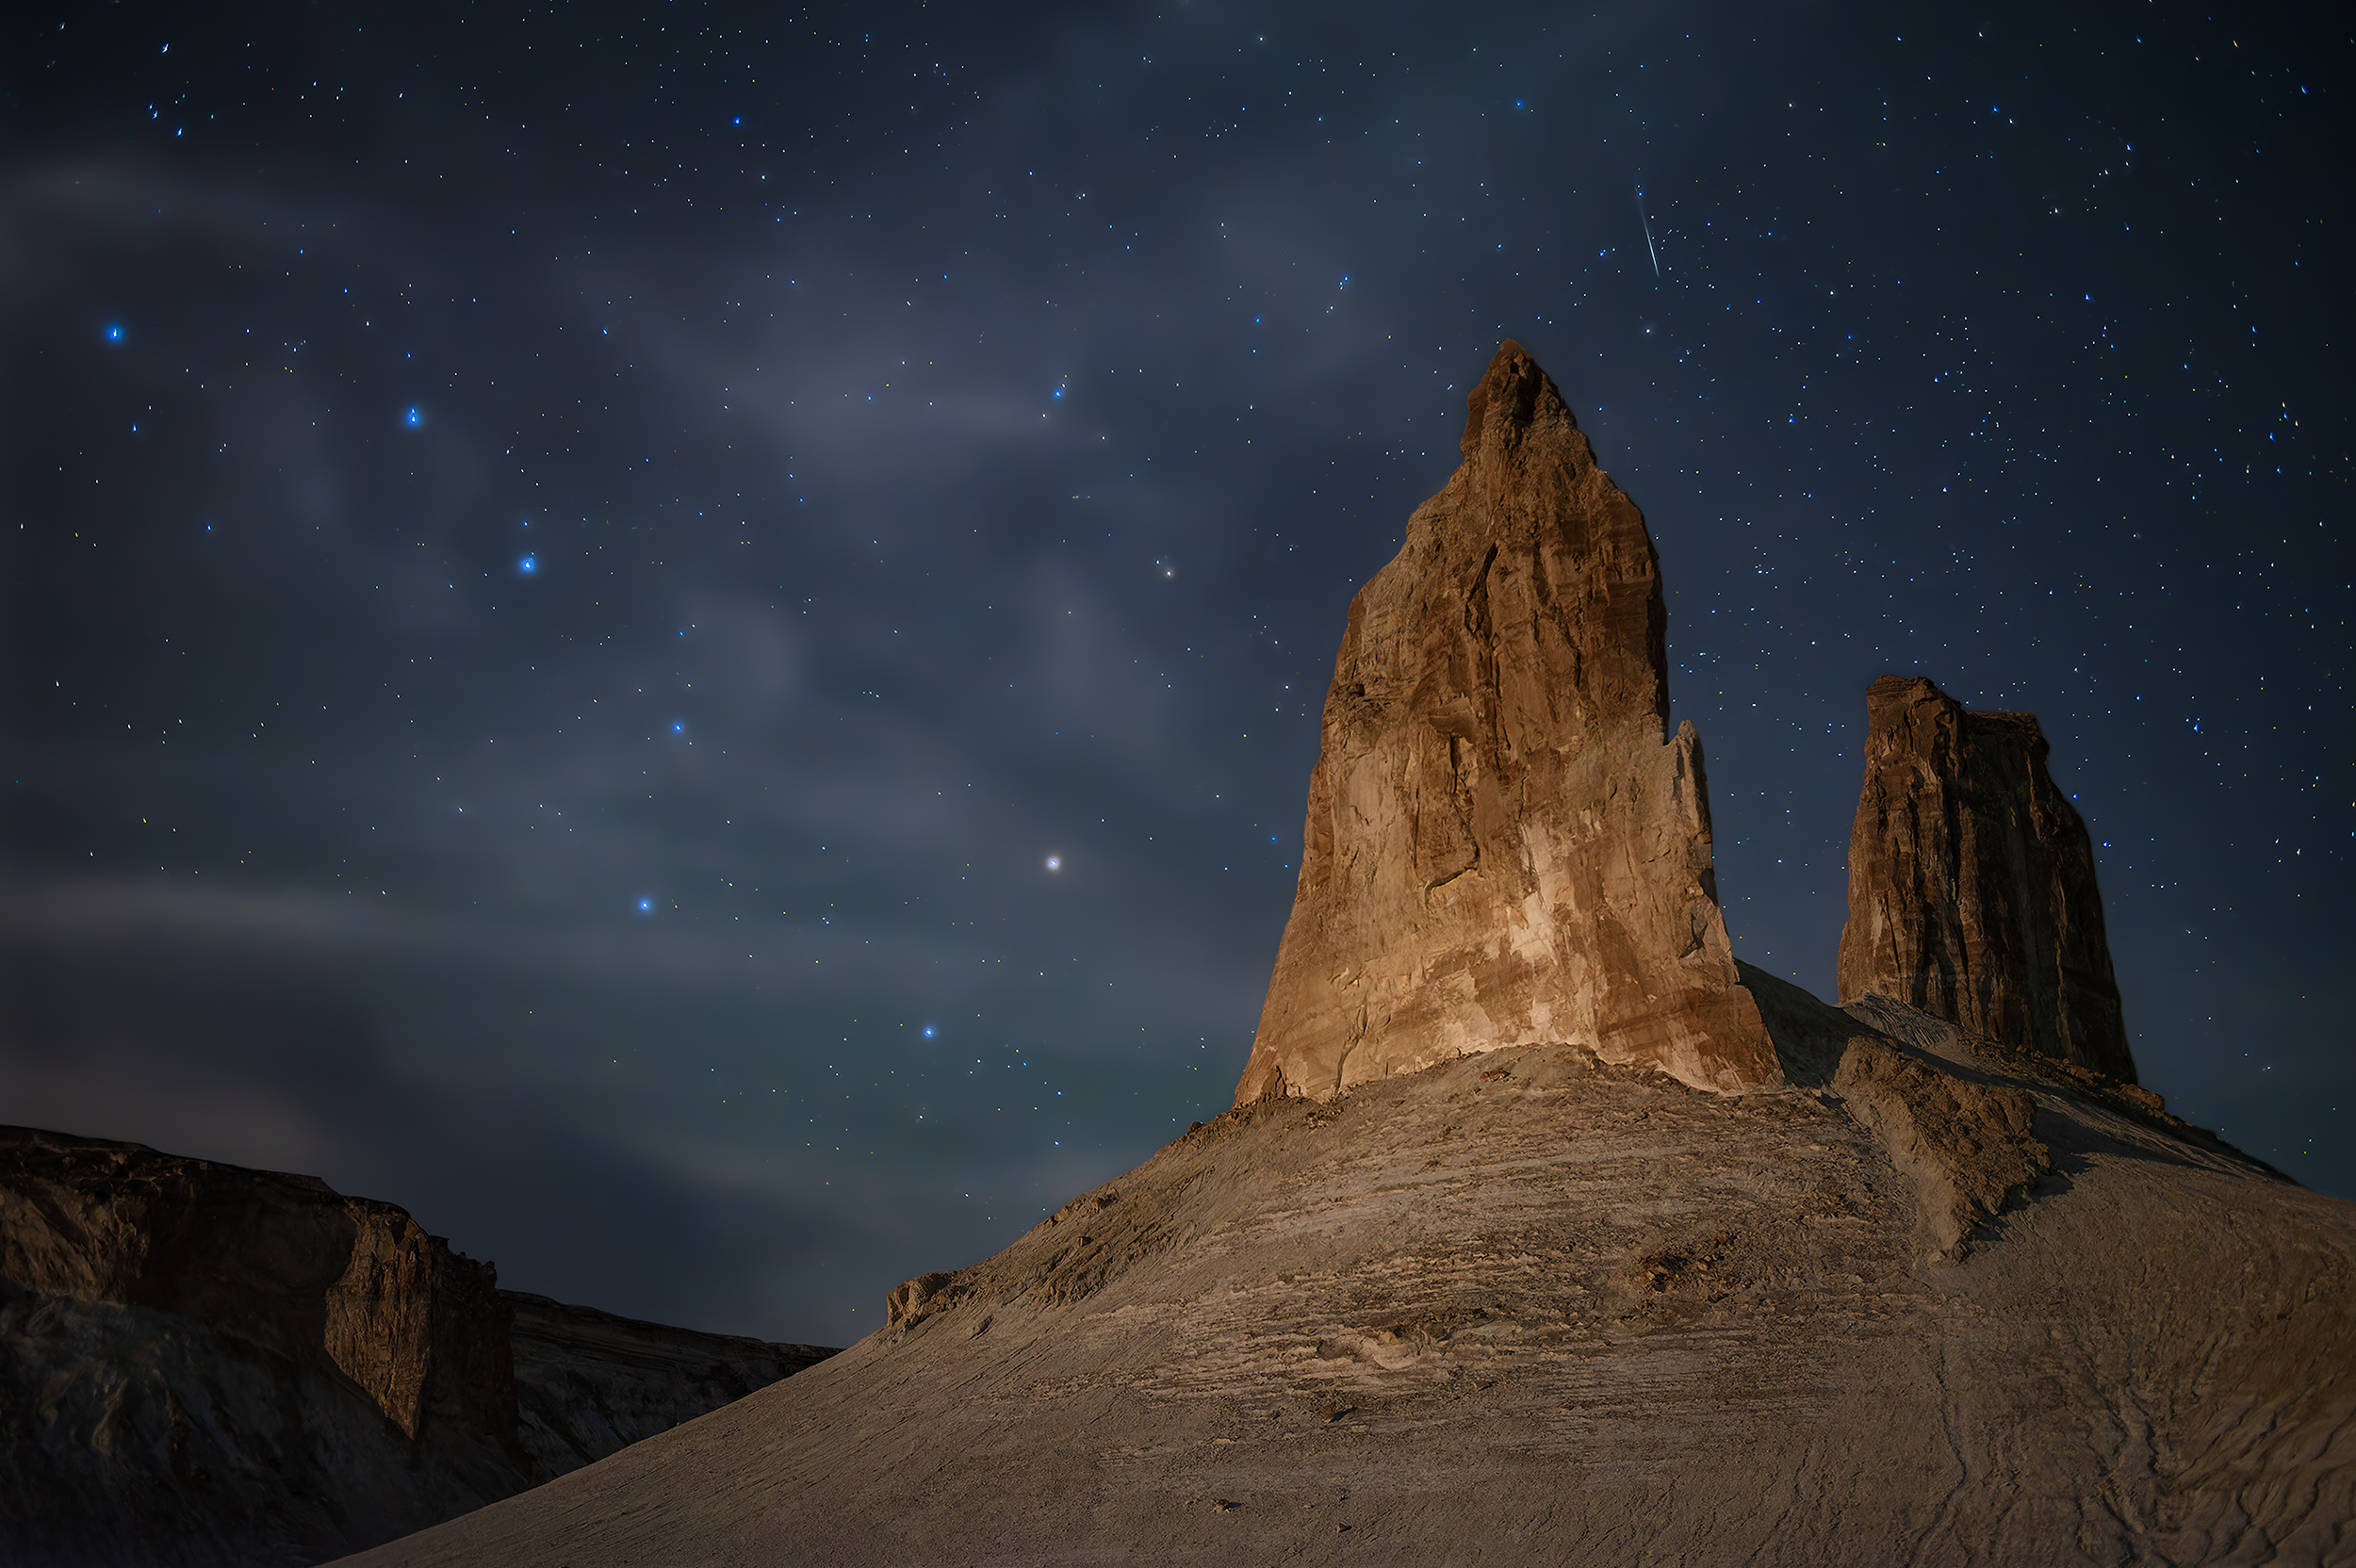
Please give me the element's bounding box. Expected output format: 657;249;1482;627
5;1;2347;1347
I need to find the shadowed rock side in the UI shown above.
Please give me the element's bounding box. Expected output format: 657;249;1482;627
1235;342;1777;1104
1740;964;2052;1265
504;1293;829;1478
339;986;2347;1568
0;1127;833;1568
1837;674;2137;1080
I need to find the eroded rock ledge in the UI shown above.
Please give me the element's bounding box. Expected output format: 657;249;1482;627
0;1126;833;1567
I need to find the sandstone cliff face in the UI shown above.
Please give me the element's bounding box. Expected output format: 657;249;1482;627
1836;674;2137;1081
0;1124;518;1455
0;1127;522;1566
1235;341;1777;1104
0;1127;833;1568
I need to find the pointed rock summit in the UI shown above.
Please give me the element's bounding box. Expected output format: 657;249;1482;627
1235;342;1778;1103
336;350;2348;1568
1836;674;2137;1081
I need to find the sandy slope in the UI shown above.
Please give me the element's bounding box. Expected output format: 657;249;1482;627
339;981;2356;1567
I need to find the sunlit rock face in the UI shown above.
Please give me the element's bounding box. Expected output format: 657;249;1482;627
1836;673;2138;1083
1234;341;1779;1105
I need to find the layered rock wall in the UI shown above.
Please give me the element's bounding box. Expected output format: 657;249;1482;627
0;1125;835;1567
0;1124;518;1452
1835;674;2136;1080
1235;342;1777;1103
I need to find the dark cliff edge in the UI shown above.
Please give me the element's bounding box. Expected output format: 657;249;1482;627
504;1292;830;1478
0;1126;834;1568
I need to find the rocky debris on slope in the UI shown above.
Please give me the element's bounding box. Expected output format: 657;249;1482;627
1828;1039;2049;1264
1842;990;2287;1184
883;1271;964;1331
0;1127;833;1568
341;1002;2348;1568
1235;342;1777;1104
1836;673;2136;1080
1740;964;2049;1262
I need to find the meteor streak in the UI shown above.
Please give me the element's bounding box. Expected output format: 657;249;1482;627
1634;180;1661;278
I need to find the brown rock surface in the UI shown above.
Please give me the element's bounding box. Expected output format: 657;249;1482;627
0;1127;834;1567
0;1123;520;1456
336;979;2348;1568
1836;674;2137;1080
1235;342;1776;1103
1743;965;2052;1264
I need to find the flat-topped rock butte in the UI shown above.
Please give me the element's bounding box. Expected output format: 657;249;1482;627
0;1127;834;1568
302;344;2352;1565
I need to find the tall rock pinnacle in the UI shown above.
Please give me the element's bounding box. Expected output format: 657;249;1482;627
1233;342;1779;1104
1836;674;2137;1081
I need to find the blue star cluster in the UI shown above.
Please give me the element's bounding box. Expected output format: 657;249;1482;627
2;0;2346;1344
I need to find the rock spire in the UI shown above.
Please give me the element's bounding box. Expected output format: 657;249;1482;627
1233;342;1779;1104
1835;674;2137;1081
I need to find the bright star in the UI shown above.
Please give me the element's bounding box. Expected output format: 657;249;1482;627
1045;855;1062;872
636;898;653;913
404;406;422;427
104;323;126;344
518;554;536;574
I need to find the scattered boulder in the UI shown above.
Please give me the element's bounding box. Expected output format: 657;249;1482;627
1836;674;2137;1080
1235;342;1778;1103
884;1271;963;1331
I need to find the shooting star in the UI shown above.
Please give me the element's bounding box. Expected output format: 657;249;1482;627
1634;180;1661;278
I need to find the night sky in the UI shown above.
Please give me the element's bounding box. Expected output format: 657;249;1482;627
5;1;2347;1347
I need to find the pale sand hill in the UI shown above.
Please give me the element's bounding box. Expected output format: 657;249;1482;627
338;974;2355;1567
